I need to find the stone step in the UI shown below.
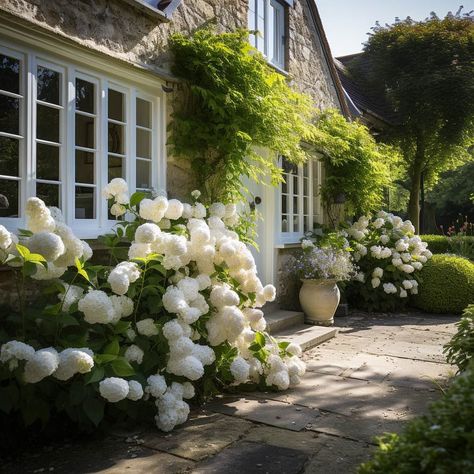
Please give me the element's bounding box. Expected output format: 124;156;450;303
265;309;305;334
273;324;338;351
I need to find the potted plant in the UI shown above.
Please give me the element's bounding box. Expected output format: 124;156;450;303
290;239;355;326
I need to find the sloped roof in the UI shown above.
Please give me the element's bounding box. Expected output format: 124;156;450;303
335;53;397;126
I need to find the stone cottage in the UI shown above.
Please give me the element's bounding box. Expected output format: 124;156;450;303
0;0;348;287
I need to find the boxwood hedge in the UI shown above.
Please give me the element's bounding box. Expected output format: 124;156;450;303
413;254;474;314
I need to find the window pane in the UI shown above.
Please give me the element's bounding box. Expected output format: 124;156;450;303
136;128;151;158
37;104;60;143
0;136;19;177
303;178;308;195
108;89;124;122
281;175;287;194
0;179;19;217
281;215;288;232
0;54;20;94
37;66;60;105
37;182;60;208
37;143;59;181
75;114;95;149
304;197;308;214
75;79;94;113
136;98;151;128
108;155;123;181
0;95;19;134
75;150;94;184
293;196;298;214
136;159;150;188
108;123;124;154
75;186;95;219
293;175;298;193
293;215;299;232
281;194;287;214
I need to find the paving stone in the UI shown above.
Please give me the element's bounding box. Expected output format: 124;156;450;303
140;412;252;461
306;411;406;444
304;434;373;474
353;383;440;419
245;425;323;454
3;437;193;474
340;352;454;387
193;440;308;474
255;372;386;416
206;396;319;431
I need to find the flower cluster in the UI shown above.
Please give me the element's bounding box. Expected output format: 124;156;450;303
0;181;305;432
287;240;355;282
344;212;432;310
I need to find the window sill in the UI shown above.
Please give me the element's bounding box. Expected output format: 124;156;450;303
274;242;302;249
120;0;170;22
267;61;289;77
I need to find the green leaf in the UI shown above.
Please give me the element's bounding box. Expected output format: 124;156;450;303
110;357;135;377
84;366;105;385
255;332;266;348
94;353;118;364
75;257;90;282
130;191;147;208
113;321;131;334
103;339;120;356
16;244;30;259
83;397;105;426
278;341;291;350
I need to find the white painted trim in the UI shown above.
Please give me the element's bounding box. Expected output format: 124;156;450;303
0;36;166;237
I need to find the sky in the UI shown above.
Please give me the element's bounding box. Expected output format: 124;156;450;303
317;0;474;57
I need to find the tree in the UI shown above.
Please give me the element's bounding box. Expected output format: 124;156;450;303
349;11;474;231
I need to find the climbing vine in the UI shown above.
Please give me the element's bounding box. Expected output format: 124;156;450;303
309;109;397;218
168;28;314;203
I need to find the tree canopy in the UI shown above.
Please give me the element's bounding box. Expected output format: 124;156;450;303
349;12;474;231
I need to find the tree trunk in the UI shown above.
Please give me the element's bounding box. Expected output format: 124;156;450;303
408;171;421;232
407;137;425;233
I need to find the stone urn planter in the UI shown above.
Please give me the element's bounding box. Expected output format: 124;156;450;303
299;279;340;326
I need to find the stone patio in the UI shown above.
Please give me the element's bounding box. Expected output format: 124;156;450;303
3;312;458;474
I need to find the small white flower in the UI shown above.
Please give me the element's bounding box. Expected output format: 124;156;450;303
136;318;159;337
124;345;144;365
99;377;129;402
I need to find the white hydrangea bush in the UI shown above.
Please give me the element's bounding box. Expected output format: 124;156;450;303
0;178;305;431
343;211;432;311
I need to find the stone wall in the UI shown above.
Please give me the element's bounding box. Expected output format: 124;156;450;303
0;0;340;108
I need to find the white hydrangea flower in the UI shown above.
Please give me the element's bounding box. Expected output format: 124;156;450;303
124;345;144;365
399;289;408;298
383;283;397;294
78;290;115;324
301;239;314;249
373;217;385;229
53;348;94;380
31;262;67;281
108;261;140;295
58;284;84;311
139;197;168;222
191;190;201;199
27;232;65;262
102;178;129;201
146;374;167;398
110;203;126;217
99;377;129;402
127;380;144;401
371;277;381;289
372;267;383;278
136;318;159;337
25;197;56;233
287;343;302;357
24;348;59;383
230;356;250;383
0;340;35;370
135;223;161;243
0;225;13;251
164;199;184;220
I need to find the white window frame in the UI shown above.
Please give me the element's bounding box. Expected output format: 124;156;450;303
248;0;286;70
278;156;323;244
0;38;166;238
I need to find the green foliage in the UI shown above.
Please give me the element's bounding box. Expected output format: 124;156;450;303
309;109;395;217
444;304;474;373
422;234;474;259
350;13;474;229
168;28;314;203
413;254;474;313
358;360;474;474
427;161;474;225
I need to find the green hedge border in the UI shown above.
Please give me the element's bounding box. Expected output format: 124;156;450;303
421;234;474;254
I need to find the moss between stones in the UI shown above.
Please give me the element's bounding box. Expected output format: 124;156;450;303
413;254;474;314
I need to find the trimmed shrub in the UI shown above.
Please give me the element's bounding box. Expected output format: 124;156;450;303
413;254;474;313
444;304;474;372
358;361;474;474
421;235;451;254
422;234;474;257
